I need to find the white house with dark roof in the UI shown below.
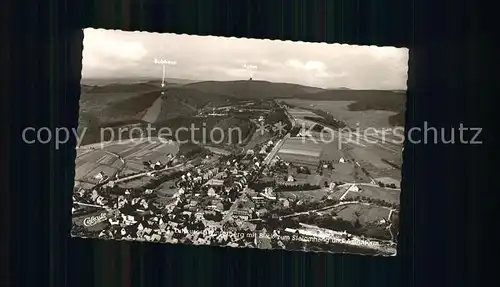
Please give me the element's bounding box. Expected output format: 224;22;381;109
94;171;105;180
208;187;216;197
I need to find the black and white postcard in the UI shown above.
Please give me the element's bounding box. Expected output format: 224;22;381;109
72;28;408;256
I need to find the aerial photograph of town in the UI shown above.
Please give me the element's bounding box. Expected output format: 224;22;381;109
72;28;408;256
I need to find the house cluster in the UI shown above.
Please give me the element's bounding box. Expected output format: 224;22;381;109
258;140;274;155
170;139;285;220
142;153;180;171
72;188;109;209
85;209;252;247
116;194;149;211
73;184;230;244
74;130;290;244
143;160;164;170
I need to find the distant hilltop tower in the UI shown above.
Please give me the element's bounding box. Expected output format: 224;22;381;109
249;77;253;81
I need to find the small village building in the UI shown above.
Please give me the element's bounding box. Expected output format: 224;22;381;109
94;171;106;181
348;184;360;192
264;187;274;195
90;189;99;201
208;187;216;197
279;198;290;208
256;208;268;217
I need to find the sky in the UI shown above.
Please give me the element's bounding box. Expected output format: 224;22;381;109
82;28;409;90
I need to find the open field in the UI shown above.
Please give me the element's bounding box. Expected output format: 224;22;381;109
123;142;178;162
282;137;323;148
77;149;109;163
350;147;393;169
123;161;146;173
331;162;355;174
157;180;178;196
283;99;399;129
75;163;119;183
279;189;331;202
279;148;322;158
333;204;390;224
346;146;401;181
75;148;94;158
288;108;318;119
286;173;326;185
327;164;356;182
119;177;154;189
278;137;323;167
346;185;400;205
278;154;320;168
304;174;324;186
374;177;401;189
279;135;344;164
319;142;342;161
75;162;102;181
279;138;323;155
87;165;118;180
326;204;394;241
75;149;123;182
75;138;179;182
